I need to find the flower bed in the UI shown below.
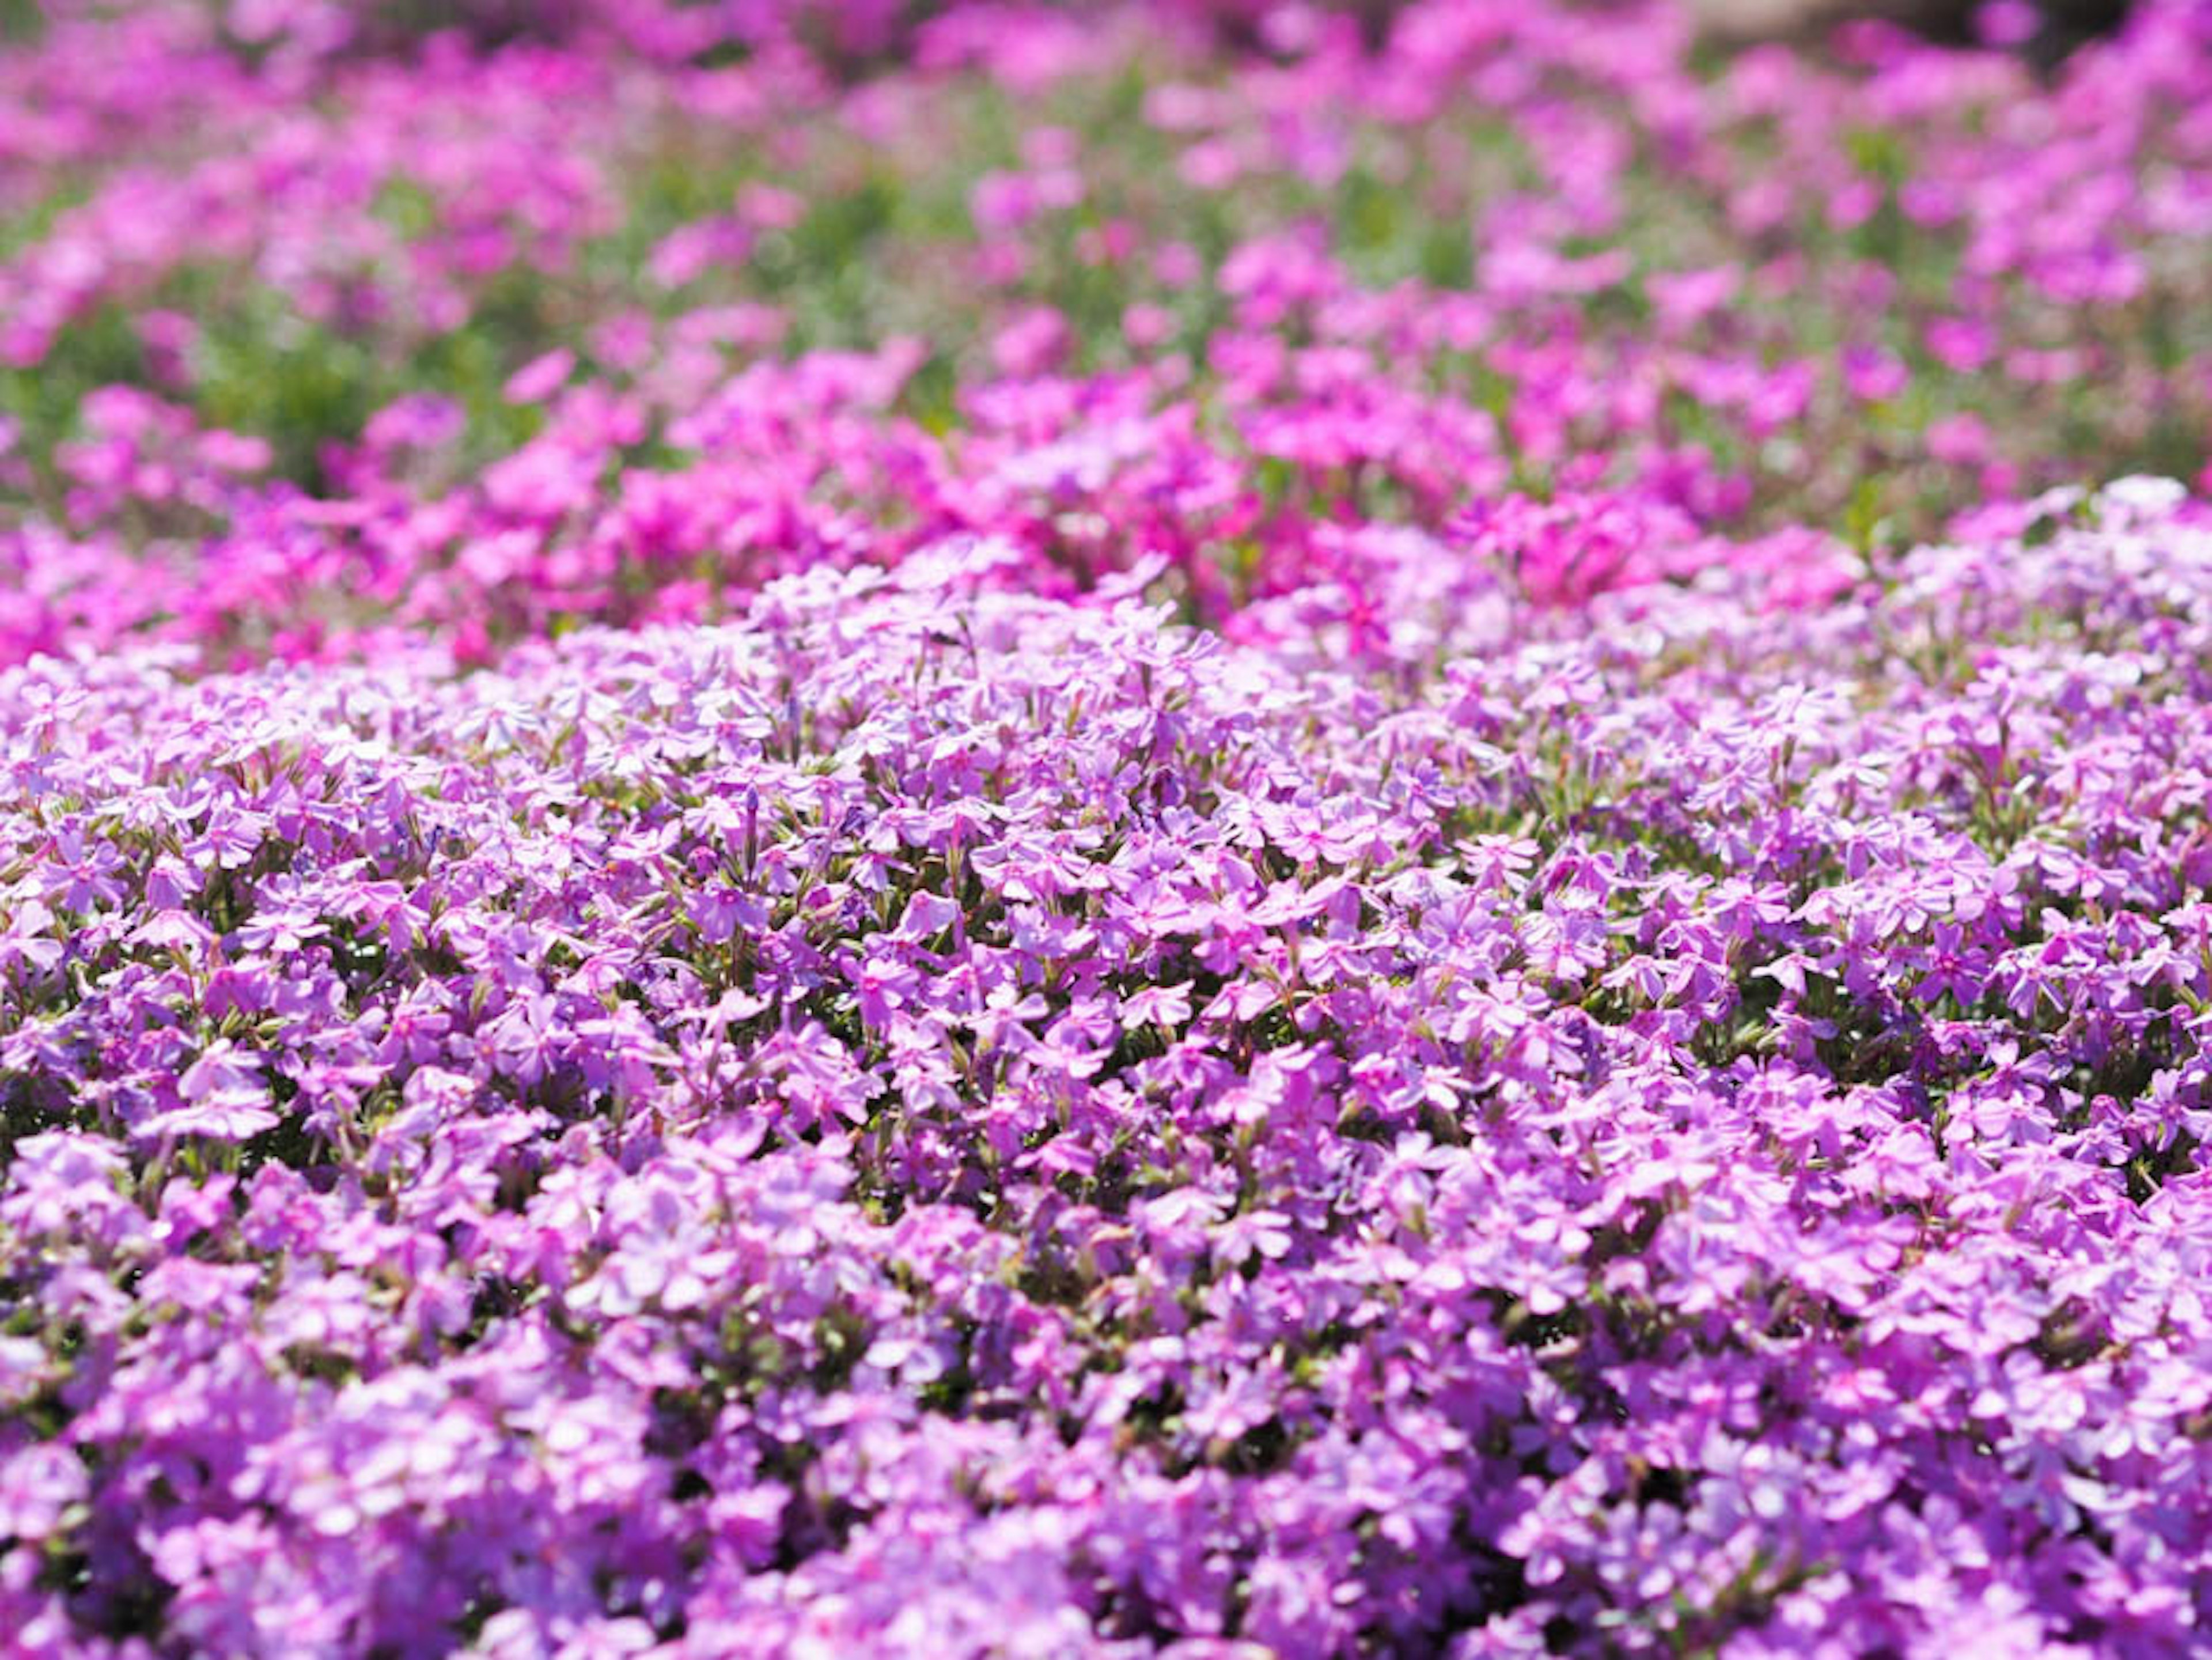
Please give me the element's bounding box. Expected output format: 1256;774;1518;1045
3;2;2212;1655
6;485;2211;1653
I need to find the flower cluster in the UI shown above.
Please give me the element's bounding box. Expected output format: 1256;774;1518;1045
5;2;2212;1655
4;483;2211;1654
1;1;2210;668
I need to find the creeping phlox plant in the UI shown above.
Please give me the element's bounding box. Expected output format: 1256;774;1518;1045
3;482;2211;1655
4;1;2212;1656
1;0;2211;669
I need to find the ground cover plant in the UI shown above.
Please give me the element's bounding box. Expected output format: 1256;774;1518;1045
2;1;2211;1655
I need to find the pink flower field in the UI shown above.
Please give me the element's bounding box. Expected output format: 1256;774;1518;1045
2;2;2211;1654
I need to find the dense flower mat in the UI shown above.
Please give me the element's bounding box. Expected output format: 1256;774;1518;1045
7;1;2212;1655
3;0;2212;672
4;482;2210;1654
